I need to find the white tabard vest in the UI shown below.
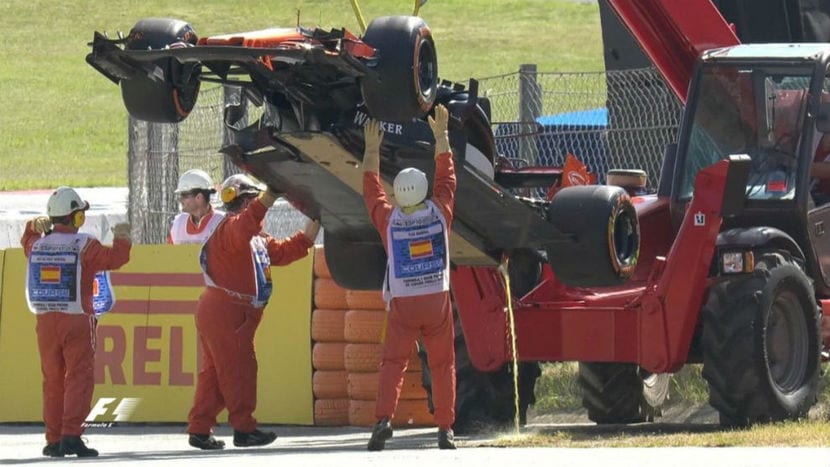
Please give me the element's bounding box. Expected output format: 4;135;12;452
384;200;450;303
26;232;116;315
169;210;225;245
199;224;273;307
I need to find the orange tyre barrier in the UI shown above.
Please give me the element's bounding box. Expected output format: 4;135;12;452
311;342;346;371
314;398;350;426
311;309;347;342
344;309;386;343
347;371;427;401
348;399;434;428
344;343;422;373
346;289;386;310
312;370;348;399
313;246;332;279
314;278;349;310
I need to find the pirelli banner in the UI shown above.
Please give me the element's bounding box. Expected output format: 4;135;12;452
0;245;314;424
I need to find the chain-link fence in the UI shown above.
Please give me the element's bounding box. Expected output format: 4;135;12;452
127;86;309;244
479;65;681;187
127;66;682;243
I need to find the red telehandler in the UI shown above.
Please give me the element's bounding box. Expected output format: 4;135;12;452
451;0;830;427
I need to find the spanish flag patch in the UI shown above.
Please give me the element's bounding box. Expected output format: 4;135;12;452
40;266;61;283
409;239;433;259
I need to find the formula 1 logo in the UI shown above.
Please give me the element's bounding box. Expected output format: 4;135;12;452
83;397;141;427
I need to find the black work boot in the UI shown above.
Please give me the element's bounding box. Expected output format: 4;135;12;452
233;429;277;447
42;442;62;457
188;433;225;450
438;429;456;450
59;436;98;457
367;418;393;451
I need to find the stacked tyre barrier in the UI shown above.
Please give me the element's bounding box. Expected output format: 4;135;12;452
311;246;433;427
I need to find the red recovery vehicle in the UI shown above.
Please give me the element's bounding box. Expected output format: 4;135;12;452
453;0;830;427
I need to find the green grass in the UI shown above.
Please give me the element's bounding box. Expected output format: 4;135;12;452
522;362;830;446
533;361;830;418
0;0;602;190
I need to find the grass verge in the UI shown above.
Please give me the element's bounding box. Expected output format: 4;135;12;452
523;361;830;446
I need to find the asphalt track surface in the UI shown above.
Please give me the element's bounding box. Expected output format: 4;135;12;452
0;423;828;466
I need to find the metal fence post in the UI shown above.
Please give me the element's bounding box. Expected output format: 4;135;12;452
518;64;542;165
127;115;147;243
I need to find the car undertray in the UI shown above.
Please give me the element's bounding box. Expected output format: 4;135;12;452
224;125;569;266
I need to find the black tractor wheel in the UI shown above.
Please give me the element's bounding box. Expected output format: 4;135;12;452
546;185;639;287
323;227;386;290
701;251;821;427
121;18;201;123
419;299;541;434
361;16;438;122
452;335;541;434
578;362;670;424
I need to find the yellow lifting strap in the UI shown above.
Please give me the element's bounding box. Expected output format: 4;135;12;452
413;0;428;16
497;255;522;435
349;0;367;33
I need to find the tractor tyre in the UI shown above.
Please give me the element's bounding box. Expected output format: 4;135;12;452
420;307;541;434
578;362;670;424
701;251;821;427
121;18;201;123
361;16;438;122
546;185;639;287
324;228;386;290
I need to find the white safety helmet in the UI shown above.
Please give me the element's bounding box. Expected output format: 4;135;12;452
175;169;215;194
47;187;90;217
220;173;265;204
393;168;428;207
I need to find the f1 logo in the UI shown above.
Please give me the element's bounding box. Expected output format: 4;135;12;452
85;397;141;422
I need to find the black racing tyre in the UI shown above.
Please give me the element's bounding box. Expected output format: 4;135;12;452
701;251;820;427
121;18;201;123
546;185;639;287
323;228;386;290
578;362;670;424
361;16;438;122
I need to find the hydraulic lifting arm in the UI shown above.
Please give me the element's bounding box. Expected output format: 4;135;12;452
606;0;740;103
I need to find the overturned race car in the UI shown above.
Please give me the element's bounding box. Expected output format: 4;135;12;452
86;15;640;431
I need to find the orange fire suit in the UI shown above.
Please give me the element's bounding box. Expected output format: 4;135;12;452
363;151;457;430
21;222;131;445
187;198;313;435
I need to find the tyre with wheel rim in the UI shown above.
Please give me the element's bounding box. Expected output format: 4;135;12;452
121;18;201;123
361;16;437;122
701;251;820;427
546;185;639;287
578;362;670;424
